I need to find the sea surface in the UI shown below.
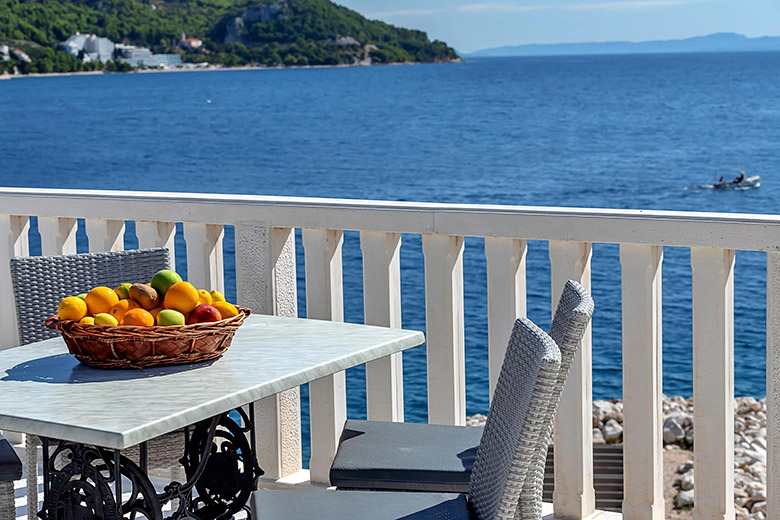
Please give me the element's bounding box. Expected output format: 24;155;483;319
2;52;780;465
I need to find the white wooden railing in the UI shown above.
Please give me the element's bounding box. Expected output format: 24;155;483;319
1;187;780;520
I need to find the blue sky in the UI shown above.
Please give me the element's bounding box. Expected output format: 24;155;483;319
337;0;780;53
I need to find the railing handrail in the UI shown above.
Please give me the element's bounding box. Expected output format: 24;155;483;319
1;187;780;251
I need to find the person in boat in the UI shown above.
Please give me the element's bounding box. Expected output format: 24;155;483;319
719;176;724;183
734;171;745;183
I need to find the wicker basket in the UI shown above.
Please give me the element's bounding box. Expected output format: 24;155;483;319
44;307;251;369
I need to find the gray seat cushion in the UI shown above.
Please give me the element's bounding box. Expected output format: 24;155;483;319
0;435;22;481
252;489;473;520
330;420;483;492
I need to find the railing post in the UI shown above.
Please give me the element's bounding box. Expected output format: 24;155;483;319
549;240;595;520
136;221;176;270
303;228;346;484
183;223;224;293
691;247;735;520
361;231;404;422
620;244;665;520
38;216;77;255
767;252;780;520
86;219;125;252
484;237;526;400
0;215;29;349
422;234;465;426
236;224;301;480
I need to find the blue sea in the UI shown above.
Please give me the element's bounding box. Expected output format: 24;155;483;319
2;52;780;465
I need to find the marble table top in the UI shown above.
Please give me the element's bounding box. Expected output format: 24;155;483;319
0;314;424;449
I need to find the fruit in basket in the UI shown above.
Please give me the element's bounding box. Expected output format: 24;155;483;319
94;313;119;326
120;308;155;326
58;296;88;321
115;283;132;300
157;309;186;326
164;282;199;313
77;293;87;300
188;304;222;324
151;270;183;298
149;307;164;320
129;283;160;310
197;290;212;305
85;287;120;315
79;316;95;325
212;301;239;319
110;299;140;321
210;290;226;303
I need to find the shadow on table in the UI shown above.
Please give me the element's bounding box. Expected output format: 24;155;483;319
1;353;216;384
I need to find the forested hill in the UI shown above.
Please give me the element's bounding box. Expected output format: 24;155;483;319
0;0;459;70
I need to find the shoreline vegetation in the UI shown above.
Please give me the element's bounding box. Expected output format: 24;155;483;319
0;56;462;80
0;0;459;77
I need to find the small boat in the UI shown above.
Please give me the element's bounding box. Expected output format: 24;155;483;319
713;175;761;190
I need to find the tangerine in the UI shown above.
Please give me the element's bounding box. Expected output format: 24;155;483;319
58;296;88;321
110;299;140;321
164;282;200;314
120;308;155;326
85;286;119;315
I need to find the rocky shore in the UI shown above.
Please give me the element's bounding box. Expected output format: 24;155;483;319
467;395;768;519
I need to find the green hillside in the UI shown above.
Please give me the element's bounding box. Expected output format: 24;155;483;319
0;0;459;73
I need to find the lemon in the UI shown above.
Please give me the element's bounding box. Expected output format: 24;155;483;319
58;296;88;321
210;290;226;303
79;316;95;325
212;301;239;319
94;313;119;326
197;290;212;305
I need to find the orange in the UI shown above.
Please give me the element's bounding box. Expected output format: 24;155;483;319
197;290;212;305
58;296;88;321
85;286;119;316
164;282;200;314
120;308;155;326
149;307;165;320
109;299;140;321
212;301;239;319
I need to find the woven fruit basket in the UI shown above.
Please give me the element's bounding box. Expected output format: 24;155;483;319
45;307;251;369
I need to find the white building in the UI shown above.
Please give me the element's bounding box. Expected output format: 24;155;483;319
116;44;183;68
0;45;9;61
62;33;115;62
11;48;31;63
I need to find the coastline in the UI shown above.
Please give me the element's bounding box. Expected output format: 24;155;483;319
0;58;463;80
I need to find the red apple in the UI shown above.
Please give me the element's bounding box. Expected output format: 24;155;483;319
187;304;222;324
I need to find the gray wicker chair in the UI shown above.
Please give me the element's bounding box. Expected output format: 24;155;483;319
252;316;562;520
328;281;593;519
9;248;177;518
0;436;22;519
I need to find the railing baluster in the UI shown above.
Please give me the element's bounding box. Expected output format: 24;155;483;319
183;223;224;292
236;224;302;480
422;234;465;426
484;237;526;399
38;216;77;255
767;252;780;520
302;228;346;484
135;221;176;270
549;240;595;520
0;215;29;349
620;244;664;519
691;247;735;520
86;219;125;252
361;231;404;422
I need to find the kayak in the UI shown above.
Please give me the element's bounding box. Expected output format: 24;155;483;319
713;175;761;190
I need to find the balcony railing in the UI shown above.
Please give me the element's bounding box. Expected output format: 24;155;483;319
1;187;779;520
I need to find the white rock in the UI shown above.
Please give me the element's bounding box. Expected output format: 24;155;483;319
664;415;686;444
675;489;694;508
602;419;623;442
751;501;767;514
680;469;694;490
592;427;605;444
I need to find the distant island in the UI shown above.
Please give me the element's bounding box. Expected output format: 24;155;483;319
469;32;780;58
0;0;459;76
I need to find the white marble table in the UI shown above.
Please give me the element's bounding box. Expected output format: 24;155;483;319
0;314;425;450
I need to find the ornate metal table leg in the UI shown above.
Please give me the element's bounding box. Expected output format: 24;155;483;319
161;409;263;519
41;441;162;520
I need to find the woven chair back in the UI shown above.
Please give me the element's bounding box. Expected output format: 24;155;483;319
468;317;561;520
10;248;170;345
